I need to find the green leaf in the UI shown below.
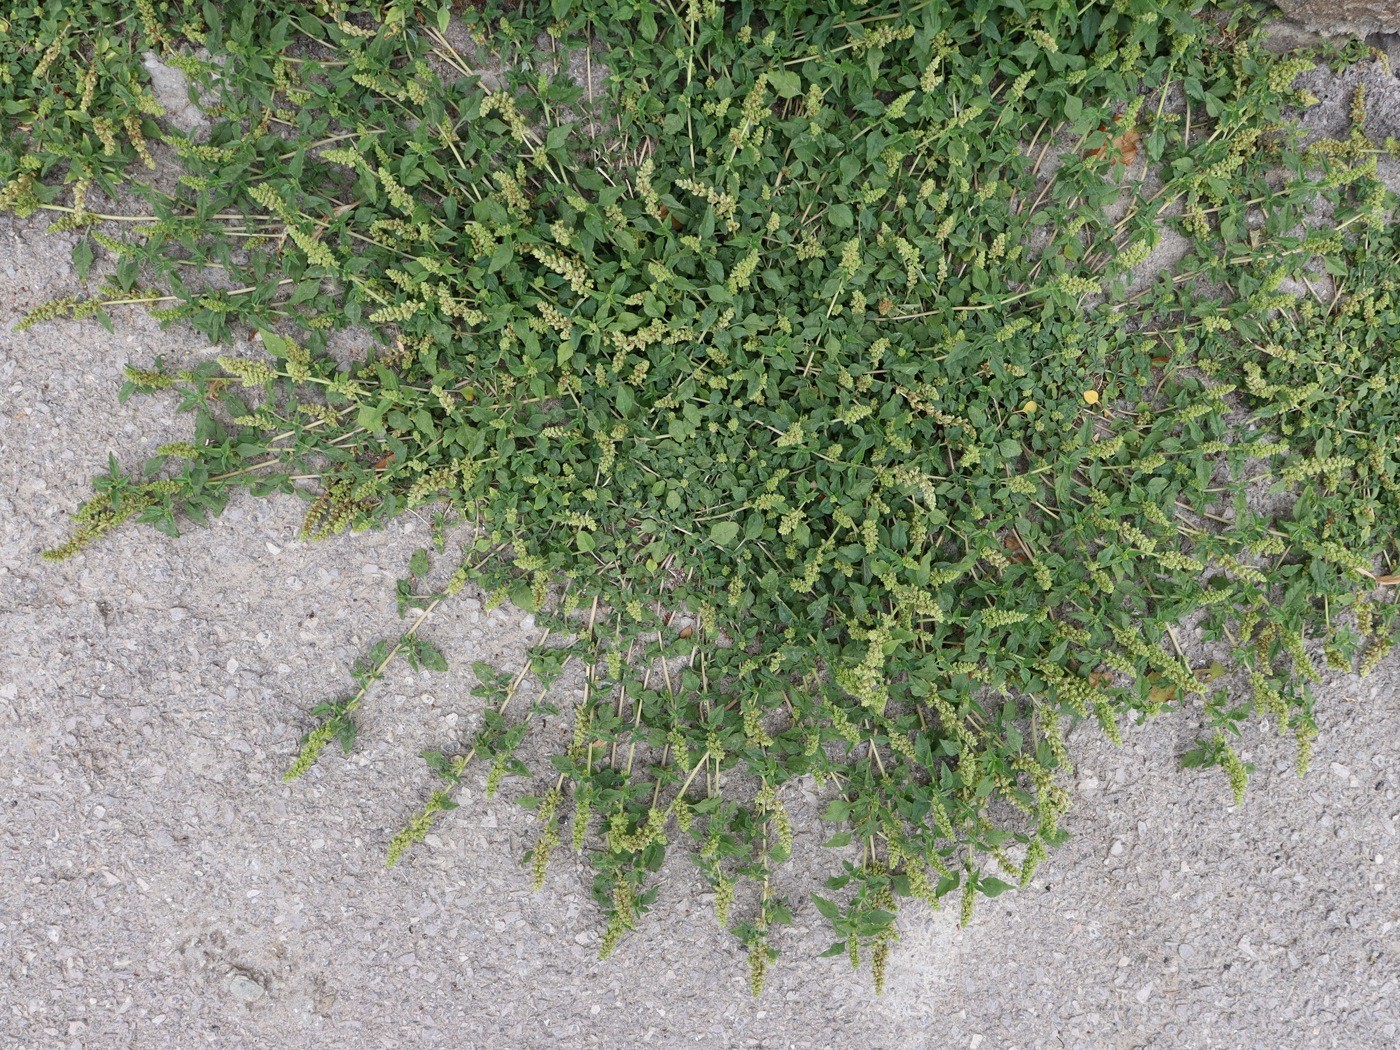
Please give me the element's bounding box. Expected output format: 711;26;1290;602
709;521;739;545
488;243;513;273
72;238;93;281
768;69;801;99
357;404;386;433
822;799;851;821
615;384;636;417
405;636;448;672
546;123;571;151
978;876;1014;898
1180;744;1217;769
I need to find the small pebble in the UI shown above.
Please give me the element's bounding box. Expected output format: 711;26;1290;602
228;975;264;1003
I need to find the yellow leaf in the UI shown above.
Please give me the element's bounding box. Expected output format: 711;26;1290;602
1148;682;1177;704
1196;661;1228;683
1145;671;1177;705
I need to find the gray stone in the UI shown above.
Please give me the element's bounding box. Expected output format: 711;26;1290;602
1380;33;1400;71
1275;0;1400;34
141;52;211;136
227;974;265;1003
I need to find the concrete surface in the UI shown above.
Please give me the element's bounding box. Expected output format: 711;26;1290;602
2;46;1399;1050
1275;0;1400;35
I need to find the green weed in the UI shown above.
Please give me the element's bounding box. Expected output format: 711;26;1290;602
3;0;1396;993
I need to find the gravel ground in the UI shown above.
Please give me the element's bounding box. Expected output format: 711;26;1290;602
3;49;1399;1050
